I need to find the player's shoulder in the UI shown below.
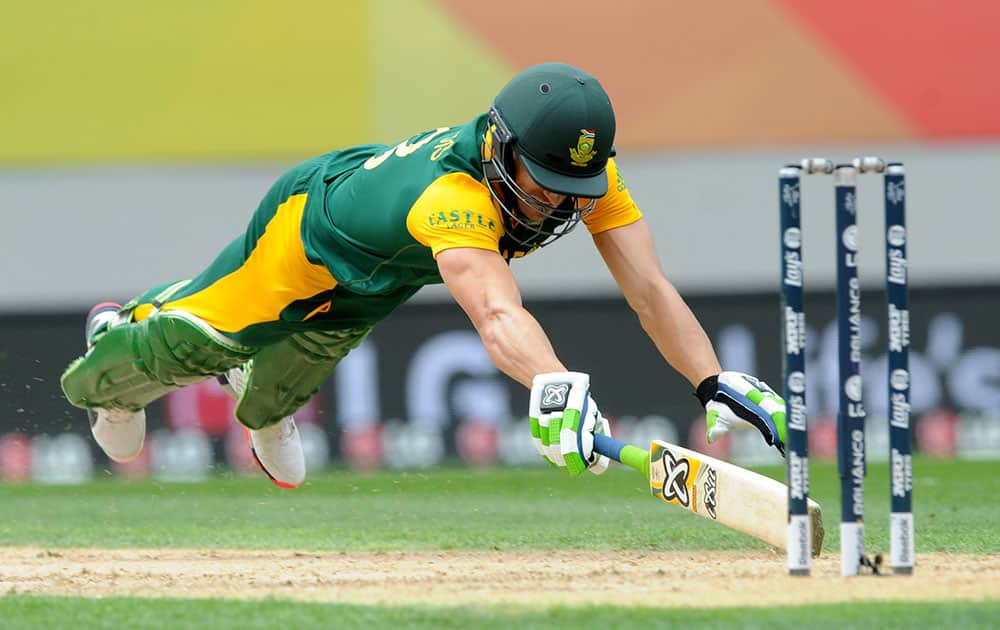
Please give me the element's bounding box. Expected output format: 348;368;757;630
406;117;502;245
407;171;503;257
416;171;497;218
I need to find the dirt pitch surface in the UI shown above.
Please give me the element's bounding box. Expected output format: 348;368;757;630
2;547;999;607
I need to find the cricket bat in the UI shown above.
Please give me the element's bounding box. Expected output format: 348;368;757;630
594;434;824;557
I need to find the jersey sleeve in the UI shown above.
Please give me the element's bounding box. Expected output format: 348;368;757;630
406;172;504;258
582;157;643;235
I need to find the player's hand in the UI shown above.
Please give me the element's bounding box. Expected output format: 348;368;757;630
529;372;611;476
696;372;787;456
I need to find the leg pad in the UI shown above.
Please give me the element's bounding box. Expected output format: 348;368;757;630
62;311;255;410
235;327;371;429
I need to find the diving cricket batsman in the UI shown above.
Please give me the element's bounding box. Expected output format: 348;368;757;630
61;62;788;487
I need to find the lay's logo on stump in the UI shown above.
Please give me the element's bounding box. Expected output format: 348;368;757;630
569;129;597;167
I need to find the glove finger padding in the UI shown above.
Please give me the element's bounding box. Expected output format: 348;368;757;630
559;394;611;476
528;381;552;465
530;372;590;469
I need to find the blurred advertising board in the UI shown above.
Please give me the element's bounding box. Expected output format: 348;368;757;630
1;285;998;482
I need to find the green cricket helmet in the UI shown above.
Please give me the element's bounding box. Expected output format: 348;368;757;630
483;62;617;249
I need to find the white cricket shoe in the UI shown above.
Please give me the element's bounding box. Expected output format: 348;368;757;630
246;418;306;489
90;407;147;463
220;365;305;488
84;302;146;463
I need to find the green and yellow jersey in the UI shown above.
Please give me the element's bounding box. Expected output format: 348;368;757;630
132;113;642;346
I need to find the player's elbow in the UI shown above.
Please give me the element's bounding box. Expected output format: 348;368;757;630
622;277;658;317
624;274;674;320
623;289;652;318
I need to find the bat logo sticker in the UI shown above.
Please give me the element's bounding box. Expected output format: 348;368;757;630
659;450;691;507
703;466;718;519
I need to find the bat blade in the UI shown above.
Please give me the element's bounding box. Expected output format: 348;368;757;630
594;434;824;557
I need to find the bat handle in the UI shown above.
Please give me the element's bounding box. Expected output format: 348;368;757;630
594;433;650;478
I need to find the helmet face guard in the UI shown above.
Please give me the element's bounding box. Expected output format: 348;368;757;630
483;107;596;250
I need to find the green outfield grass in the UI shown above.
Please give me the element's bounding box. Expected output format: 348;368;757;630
0;458;997;553
1;457;997;627
1;597;998;630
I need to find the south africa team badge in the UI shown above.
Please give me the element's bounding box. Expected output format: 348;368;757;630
569;129;596;166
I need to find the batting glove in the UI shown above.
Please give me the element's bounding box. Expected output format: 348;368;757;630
529;372;611;476
696;372;787;456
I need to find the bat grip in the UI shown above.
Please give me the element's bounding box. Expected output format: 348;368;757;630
594;433;650;478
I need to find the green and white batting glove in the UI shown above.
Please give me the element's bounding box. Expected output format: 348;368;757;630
696;371;787;456
529;372;611;476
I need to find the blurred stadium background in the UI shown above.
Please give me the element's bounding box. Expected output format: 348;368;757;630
2;0;999;484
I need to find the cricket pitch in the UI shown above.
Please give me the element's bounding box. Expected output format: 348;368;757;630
2;547;998;607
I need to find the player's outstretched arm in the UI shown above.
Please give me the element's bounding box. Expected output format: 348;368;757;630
593;219;787;455
437;247;565;387
437;247;611;474
592;218;721;387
